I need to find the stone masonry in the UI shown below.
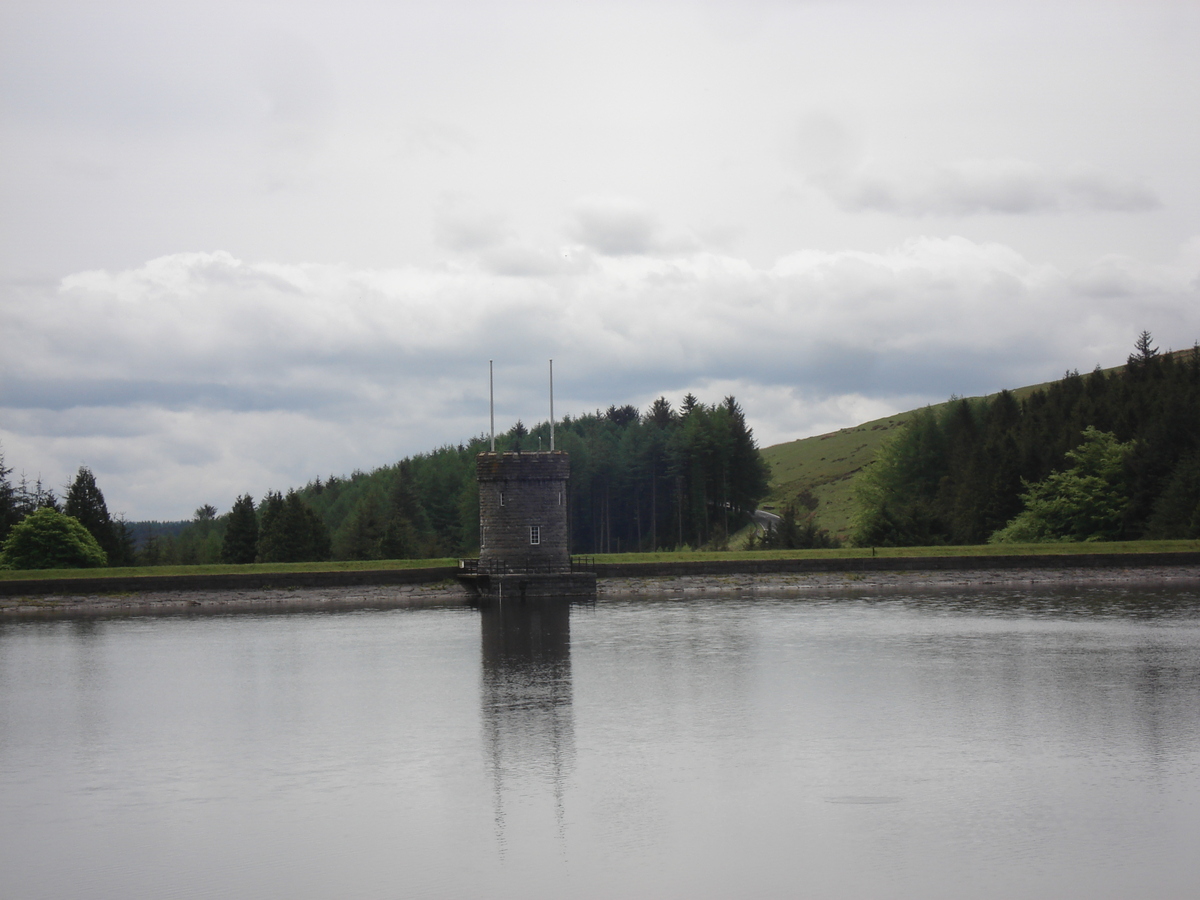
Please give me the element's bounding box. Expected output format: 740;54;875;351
477;451;570;571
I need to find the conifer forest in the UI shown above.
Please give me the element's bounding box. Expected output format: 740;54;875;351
2;395;771;566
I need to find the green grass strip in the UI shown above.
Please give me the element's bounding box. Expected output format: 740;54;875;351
0;557;458;581
4;540;1197;582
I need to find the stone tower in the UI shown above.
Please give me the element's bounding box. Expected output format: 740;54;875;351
462;449;595;601
477;450;570;571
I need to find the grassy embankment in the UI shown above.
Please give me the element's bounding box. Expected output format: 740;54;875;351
0;557;459;581
4;541;1198;582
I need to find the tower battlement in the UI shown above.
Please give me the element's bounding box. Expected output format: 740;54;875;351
476;450;571;482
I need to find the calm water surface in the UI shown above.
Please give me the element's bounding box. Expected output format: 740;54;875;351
2;587;1199;899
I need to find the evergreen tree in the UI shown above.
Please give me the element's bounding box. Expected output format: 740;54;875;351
380;462;432;559
257;490;330;563
0;449;18;544
17;476;60;515
508;420;528;452
64;466;121;562
220;494;259;563
140;524;162;566
648;397;674;427
1130;330;1159;365
759;504;839;550
110;516;137;567
333;491;386;560
1145;452;1200;539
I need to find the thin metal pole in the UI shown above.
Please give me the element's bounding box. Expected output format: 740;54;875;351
549;359;555;452
489;360;495;452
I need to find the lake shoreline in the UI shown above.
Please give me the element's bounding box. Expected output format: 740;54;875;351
3;565;1198;618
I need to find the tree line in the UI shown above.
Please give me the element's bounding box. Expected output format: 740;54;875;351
2;394;771;568
0;465;138;569
852;333;1200;546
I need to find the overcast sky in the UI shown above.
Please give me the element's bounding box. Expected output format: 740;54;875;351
2;0;1198;520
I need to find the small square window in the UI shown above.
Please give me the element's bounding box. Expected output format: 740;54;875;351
529;525;540;545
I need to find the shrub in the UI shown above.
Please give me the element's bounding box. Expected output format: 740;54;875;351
0;507;109;569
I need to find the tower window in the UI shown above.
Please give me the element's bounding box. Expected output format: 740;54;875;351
529;525;540;545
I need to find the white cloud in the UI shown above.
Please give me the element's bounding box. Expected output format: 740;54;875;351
3;237;1197;517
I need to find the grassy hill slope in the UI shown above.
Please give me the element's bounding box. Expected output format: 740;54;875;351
760;410;917;541
756;358;1147;541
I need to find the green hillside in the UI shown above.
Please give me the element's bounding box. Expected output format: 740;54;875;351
760;410;917;541
758;365;1126;541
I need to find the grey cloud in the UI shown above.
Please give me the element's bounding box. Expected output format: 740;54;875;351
1062;165;1161;212
3;240;1195;518
569;198;661;256
0;377;355;416
435;202;582;276
568;198;702;257
435;205;511;252
480;245;578;278
819;159;1160;216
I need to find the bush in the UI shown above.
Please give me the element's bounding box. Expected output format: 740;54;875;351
990;427;1134;543
0;508;109;569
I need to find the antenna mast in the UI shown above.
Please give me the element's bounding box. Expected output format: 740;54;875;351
549;359;555;452
489;359;495;452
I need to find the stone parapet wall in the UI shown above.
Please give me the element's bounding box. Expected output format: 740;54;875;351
461;572;598;602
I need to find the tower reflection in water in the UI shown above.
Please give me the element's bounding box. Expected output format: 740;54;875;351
479;598;578;847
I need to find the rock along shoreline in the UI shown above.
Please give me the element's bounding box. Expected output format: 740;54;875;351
3;559;1199;618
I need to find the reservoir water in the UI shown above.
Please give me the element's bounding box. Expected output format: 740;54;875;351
2;586;1199;899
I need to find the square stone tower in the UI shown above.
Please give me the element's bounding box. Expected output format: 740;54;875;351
477;450;570;571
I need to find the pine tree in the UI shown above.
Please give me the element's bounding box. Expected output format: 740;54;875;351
17;476;60;515
648;397;674;427
220;495;259;563
1131;330;1159;364
257;490;330;562
333;492;386;560
110;516;137;567
64;466;120;562
380;463;431;559
0;449;18;544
